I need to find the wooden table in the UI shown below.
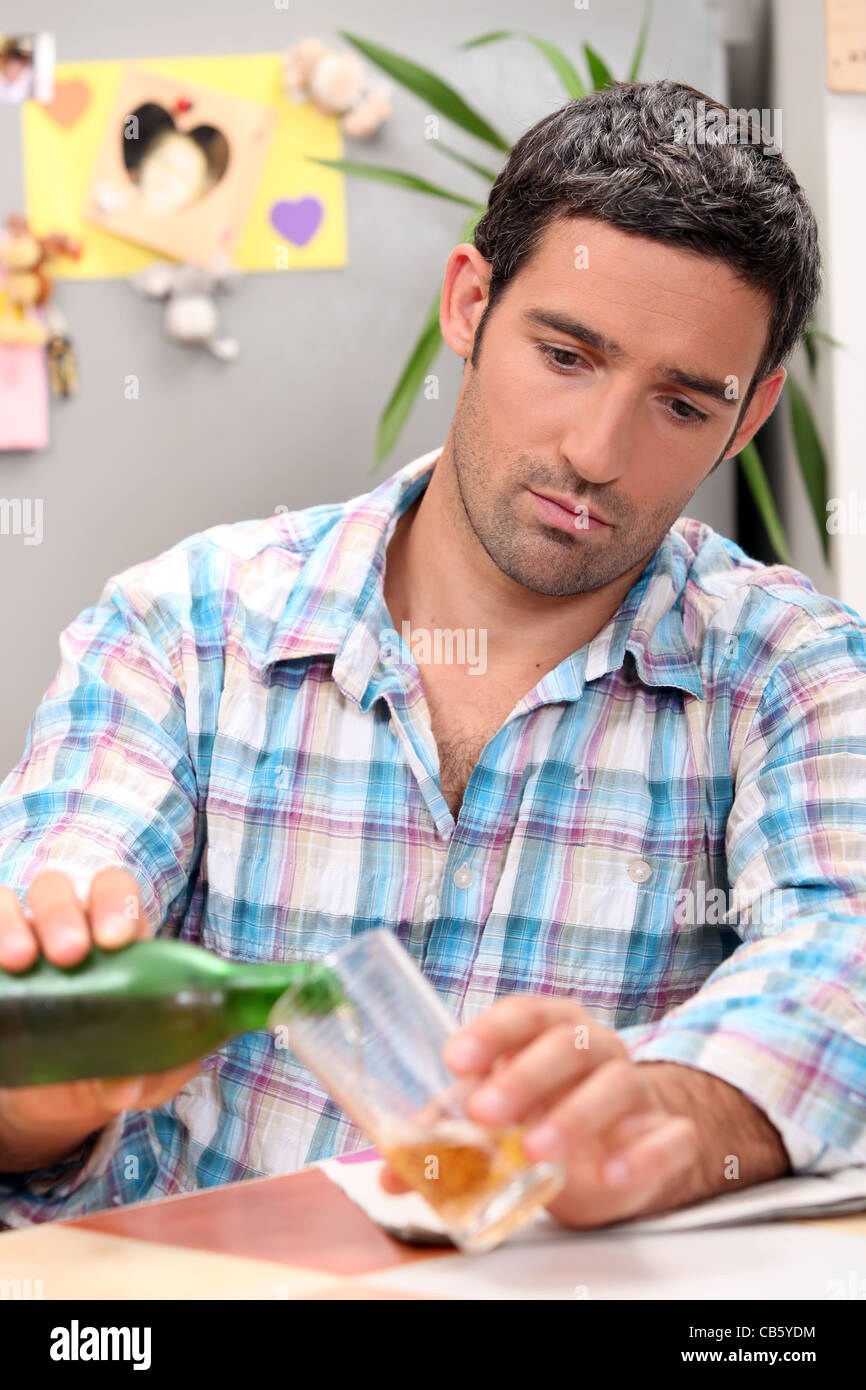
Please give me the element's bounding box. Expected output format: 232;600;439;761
2;1161;866;1300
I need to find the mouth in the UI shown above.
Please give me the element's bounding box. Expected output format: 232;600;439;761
526;488;613;534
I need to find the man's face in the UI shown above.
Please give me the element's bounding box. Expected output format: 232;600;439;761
447;214;775;597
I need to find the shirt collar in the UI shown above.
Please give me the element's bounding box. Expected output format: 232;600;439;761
261;445;441;690
586;526;705;698
262;445;704;702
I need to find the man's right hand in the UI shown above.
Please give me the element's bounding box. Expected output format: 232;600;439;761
0;866;200;1173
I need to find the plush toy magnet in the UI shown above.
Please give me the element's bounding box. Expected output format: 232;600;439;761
282;38;392;139
0;213;80;347
0;213;81;400
132;257;239;360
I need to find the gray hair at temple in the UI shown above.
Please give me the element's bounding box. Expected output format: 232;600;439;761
470;80;822;416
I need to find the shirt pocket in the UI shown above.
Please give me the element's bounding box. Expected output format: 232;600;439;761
555;844;726;1021
556;842;666;929
465;842;703;1026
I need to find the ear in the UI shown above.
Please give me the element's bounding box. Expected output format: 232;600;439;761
723;366;787;459
439;242;493;360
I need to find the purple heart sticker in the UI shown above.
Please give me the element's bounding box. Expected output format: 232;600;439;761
269;197;324;247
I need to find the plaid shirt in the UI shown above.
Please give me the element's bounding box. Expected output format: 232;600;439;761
1;444;865;1226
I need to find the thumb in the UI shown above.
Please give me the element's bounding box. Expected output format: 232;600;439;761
379;1161;412;1194
93;1059;201;1113
91;1076;146;1111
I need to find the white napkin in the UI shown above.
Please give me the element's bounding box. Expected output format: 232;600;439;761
317;1147;866;1245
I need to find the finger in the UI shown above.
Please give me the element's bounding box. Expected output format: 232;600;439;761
0;885;39;972
90;1059;202;1114
1;1059;203;1132
87;867;150;949
379;1163;412;1195
443;994;592;1075
25;871;91;966
413;1076;477;1126
467;1021;624;1129
600;1116;700;1197
137;1059;201;1108
523;1057;657;1160
542;1116;697;1230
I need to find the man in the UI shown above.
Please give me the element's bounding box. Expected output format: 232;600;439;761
0;79;864;1232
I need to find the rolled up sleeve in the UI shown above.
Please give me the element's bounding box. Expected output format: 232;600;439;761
0;550;206;1223
0;567;201;924
618;617;866;1174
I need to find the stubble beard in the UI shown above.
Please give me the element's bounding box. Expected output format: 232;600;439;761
450;403;696;599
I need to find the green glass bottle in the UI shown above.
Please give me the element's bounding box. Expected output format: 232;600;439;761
0;938;346;1087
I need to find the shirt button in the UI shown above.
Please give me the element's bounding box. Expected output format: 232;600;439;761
628;857;652;884
452;863;475;889
423;893;438;919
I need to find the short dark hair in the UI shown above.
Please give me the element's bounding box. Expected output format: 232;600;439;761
471;80;821;411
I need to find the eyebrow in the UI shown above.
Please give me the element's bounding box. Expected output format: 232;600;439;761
522;308;738;408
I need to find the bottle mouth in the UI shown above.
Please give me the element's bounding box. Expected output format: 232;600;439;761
268;959;348;1028
269;928;393;1020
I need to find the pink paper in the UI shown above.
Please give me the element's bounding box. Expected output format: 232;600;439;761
336;1145;382;1165
0;342;49;450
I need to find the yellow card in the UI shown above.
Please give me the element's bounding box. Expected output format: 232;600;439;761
22;53;347;277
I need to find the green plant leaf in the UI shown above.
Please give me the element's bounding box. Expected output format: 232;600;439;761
338;30;510;150
432;140;500;184
461;30;587;99
584;44;615;91
802;325;817;375
802;320;844;378
374;290;444;470
627;0;654;80
457;205;488;244
808;327;844;349
786;376;830;560
304;156;479;207
738;441;793;566
373;208;484;471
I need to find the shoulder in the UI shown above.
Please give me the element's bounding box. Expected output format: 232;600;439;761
99;498;352;636
671;517;866;665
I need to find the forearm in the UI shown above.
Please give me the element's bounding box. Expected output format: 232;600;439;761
0;1090;106;1172
637;1060;791;1212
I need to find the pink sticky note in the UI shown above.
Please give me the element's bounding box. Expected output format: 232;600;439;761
336;1146;382;1165
0;343;49;450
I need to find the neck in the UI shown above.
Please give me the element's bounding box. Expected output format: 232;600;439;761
384;442;652;678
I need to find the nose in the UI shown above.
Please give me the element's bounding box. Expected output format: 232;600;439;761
559;378;634;487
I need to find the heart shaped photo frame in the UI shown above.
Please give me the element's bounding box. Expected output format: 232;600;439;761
121;102;230;218
85;64;276;266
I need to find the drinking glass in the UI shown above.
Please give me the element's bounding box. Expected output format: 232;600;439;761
269;927;566;1253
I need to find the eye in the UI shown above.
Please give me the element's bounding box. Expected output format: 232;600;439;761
537;343;710;427
537;343;590;373
663;398;708;427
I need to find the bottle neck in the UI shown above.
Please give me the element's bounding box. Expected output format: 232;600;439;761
224;961;316;1033
224;959;345;1033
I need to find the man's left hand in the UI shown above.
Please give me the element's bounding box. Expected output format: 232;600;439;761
378;995;789;1228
